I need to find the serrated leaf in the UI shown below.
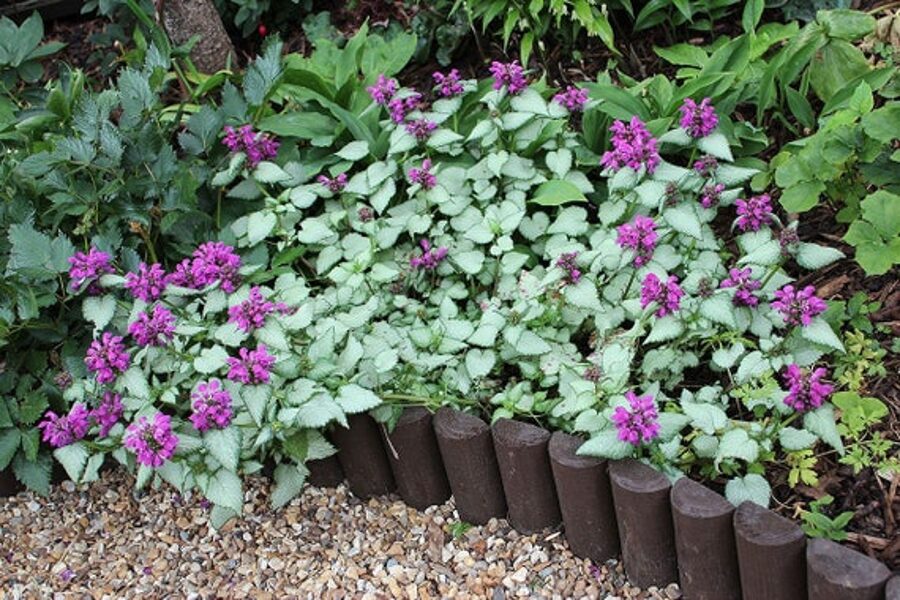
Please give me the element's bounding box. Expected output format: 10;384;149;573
335;140;370;161
795;243;844;269
195;346;230;374
700;294;736;328
120;367;150;400
725;473;770;508
271;463;309;509
53;442;89;482
716;428;759;464
800;318;844;352
697;132;733;161
242;385;271;426
296;394;344;428
335;384;381;414
12;453;51;496
664;204;703;239
204;427;242;472
779;426;817;451
515;330;552;355
577;429;633;460
83;295;117;331
803;406;844;455
247;212;277;246
683;403;728;435
206;469;243;513
645;316;684;344
465;349;496;379
0;429;21;471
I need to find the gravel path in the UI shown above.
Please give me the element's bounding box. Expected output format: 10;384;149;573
0;469;681;599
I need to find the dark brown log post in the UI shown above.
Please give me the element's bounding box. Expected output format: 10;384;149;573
381;407;451;510
806;538;891;600
733;501;806;600
160;0;237;73
432;407;506;525
608;459;679;588
492;418;561;534
670;478;741;600
886;576;900;600
548;432;619;562
0;469;22;496
330;413;396;499
307;454;344;488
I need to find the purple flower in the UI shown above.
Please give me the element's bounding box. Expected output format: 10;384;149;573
693;155;718;176
124;263;168;302
124;413;178;468
227;287;282;333
771;284;827;327
358;206;374;222
489;61;526;94
128;305;176;347
222;125;279;168
317;173;348;193
168;242;242;293
611;391;661;445
735;194;773;232
779;226;800;255
410;239;449;271
433;69;464;97
720;267;761;307
553;86;589;112
700;183;725;209
555;251;582;284
408;159;437;189
783;364;833;412
640;273;684;317
405;119;438;142
85;333;130;385
38;403;91;448
388;93;422;124
92;392;123;437
679;97;718;138
367;74;398;105
68;247;113;294
227;344;276;384
601;117;661;174
190;380;233;432
616;215;658;267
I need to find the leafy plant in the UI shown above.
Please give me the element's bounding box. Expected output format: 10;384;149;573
785;448;819;487
833;329;887;392
800;494;854;541
0;12;65;87
832;391;897;475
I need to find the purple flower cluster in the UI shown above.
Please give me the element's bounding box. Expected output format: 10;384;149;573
735;194;773;232
601;117;661;174
410;239;449;270
317;173;348;193
553;86;589;112
128;305;176;347
783;364;833;412
124;262;168;302
611;391;661;446
679;97;718;138
720;267;762;307
405;118;438;142
93;392;124;437
489;61;527;94
222;125;280;168
85;333;130;384
389;93;422;124
433;69;464;97
700;183;725;209
227;343;276;384
640;273;684;317
556;252;582;284
190;380;233;432
693;155;718;177
228;287;290;333
408;159;437;189
616;215;658;267
367;74;398;105
68;247;113;294
168;242;242;293
124;413;178;468
38;403;91;448
771;284;827;327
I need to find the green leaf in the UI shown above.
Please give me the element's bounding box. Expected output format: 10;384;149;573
204;427;242;472
683;403;728;435
120;367;151;400
700;295;737;328
209;505;238;530
577;429;633;460
12;453;51;496
0;429;21;471
83;295;117;331
515;330;552;355
804;406;844;454
530;180;586;206
254;162;290;184
780;181;825;213
742;0;764;32
335;384;381;414
206;469;244;513
271;463;308;509
246;212;277;246
296;395;345;428
645;315;684;344
716;428;759;464
795;243;844;269
697;132;733;161
465;349;496;379
736;351;769;383
664;204;703;239
53;442;89;482
779;426;817;451
725;474;770;508
335;140;370;161
565;279;601;309
242;385;271;426
194;346;230;374
808;41;871;103
800;318;845;352
454;250;485;275
860;191;900;239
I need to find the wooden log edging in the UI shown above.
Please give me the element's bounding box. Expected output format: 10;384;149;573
0;468;22;497
306;454;344;488
807;538;891;600
734;500;807;600
381;407;451;510
330;413;395;499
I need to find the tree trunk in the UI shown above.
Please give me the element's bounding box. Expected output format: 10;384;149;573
160;0;236;73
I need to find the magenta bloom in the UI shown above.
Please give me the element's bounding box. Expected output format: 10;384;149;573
410;239;449;271
700;183;725;209
783;364;833;412
679;97;718;138
489;61;526;94
227;344;276;384
124;413;178;468
168;242;242;293
222;125;279;168
92;392;124;437
388;93;422;124
128;305;176;347
317;173;348;193
771;284;827;327
190;380;233;432
611;391;661;446
693;155;718;177
38;403;91;448
124;262;168;302
85;333;130;384
408;159;437;190
640;273;684;317
556;251;582;284
367;74;398;105
228;287;288;333
616;215;658;267
405;118;438;142
601;117;661;174
433;69;464;97
553;86;589;111
735;194;773;232
720;267;761;307
68;247;113;294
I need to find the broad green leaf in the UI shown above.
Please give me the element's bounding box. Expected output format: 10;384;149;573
779;426;817;451
83;295;117;331
725;473;770;508
800;318;845;352
577;429;633;460
803;405;844;454
206;469;244;513
204;427;242;472
53;442;89;483
271;463;308;509
530;180;586;206
335;384;381;414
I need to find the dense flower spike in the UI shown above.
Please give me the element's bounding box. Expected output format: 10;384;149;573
735;193;774;232
410;239;449;270
771;284;827;327
555;251;582;284
720;267;762;307
128;304;176;347
92;392;124;437
612;391;661;445
168;242;242;293
317;173;348;193
783;364;833;412
227;344;276;384
616;215;658;267
228;287;290;333
405;118;438;141
679;97;718;138
408;159;437;189
124;413;178;468
124;262;168;302
85;333;130;384
222;125;279;167
700;183;725;209
640;273;684;317
693;155;718;176
601;117;661;174
432;69;464;97
68;247;113;294
367;74;398;105
388;93;422;124
38;403;91;448
489;61;526;94
190;380;233;432
553;86;589;111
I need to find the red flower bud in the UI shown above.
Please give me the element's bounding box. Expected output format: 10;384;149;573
258;24;267;36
